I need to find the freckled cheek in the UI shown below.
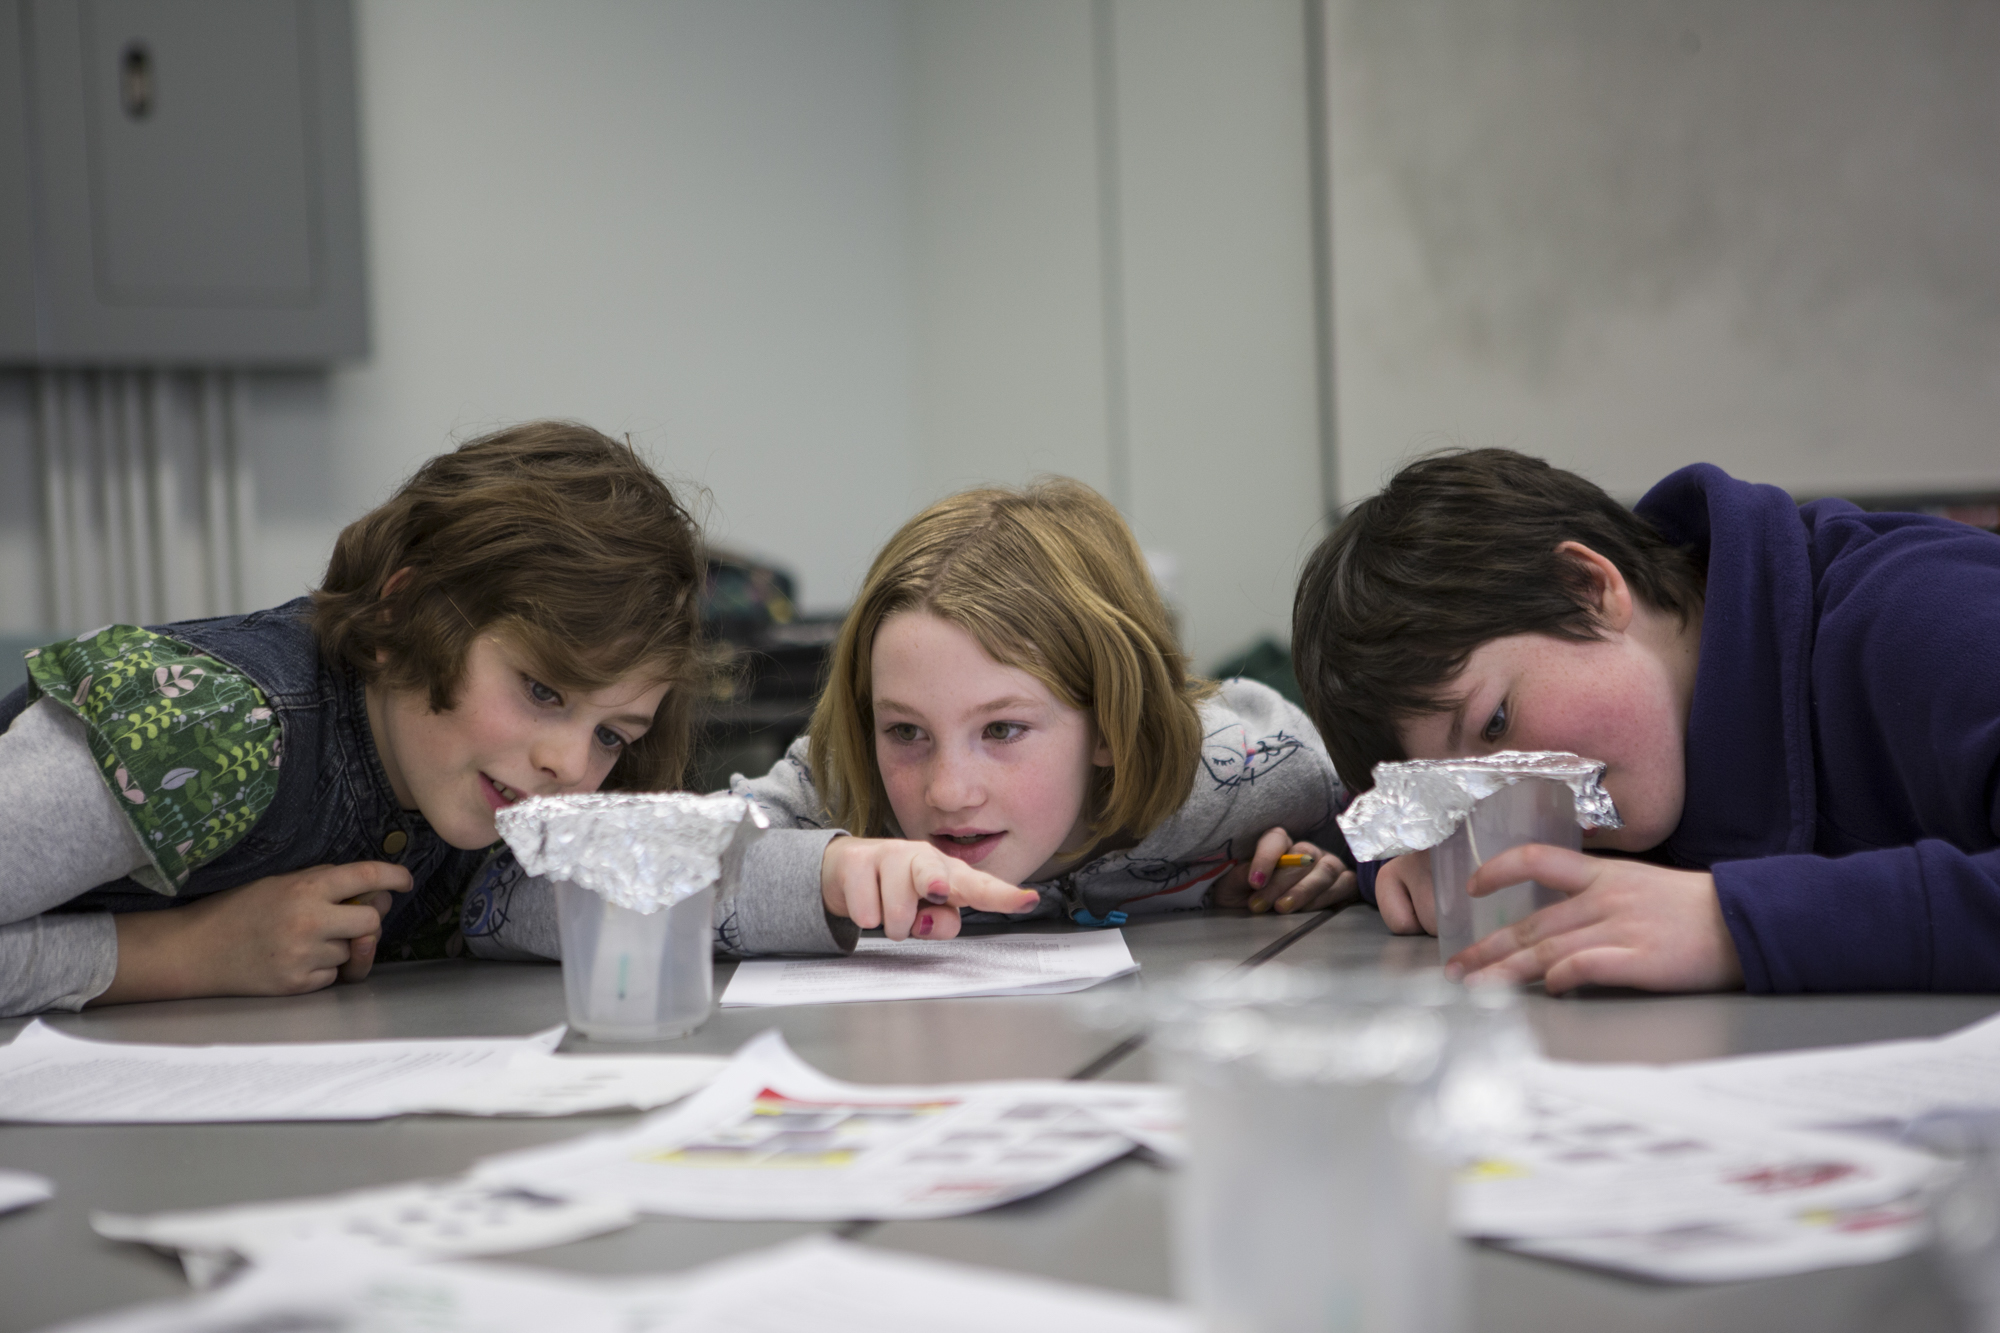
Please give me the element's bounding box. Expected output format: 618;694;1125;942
875;748;929;830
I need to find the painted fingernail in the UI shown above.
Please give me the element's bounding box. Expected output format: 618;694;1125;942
915;911;933;937
924;884;951;904
1250;871;1267;888
1249;899;1269;914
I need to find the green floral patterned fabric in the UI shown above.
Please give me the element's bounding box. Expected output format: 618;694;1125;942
26;624;280;894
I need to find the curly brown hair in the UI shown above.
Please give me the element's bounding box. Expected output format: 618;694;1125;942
1292;448;1705;792
312;422;706;791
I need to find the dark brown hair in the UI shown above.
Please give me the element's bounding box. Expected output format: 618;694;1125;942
807;478;1214;846
1291;448;1704;792
313;421;706;791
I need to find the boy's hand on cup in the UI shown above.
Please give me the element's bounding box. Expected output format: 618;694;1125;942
820;836;1042;942
1444;844;1744;993
1373;851;1438;936
1212;828;1356;914
99;862;412;1005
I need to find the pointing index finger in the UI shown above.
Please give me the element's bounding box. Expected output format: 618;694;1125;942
942;861;1042;915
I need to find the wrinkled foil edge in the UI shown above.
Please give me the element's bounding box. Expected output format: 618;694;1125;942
494;792;770;914
1336;750;1622;862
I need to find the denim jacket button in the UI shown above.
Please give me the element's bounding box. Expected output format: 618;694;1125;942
381;829;409;856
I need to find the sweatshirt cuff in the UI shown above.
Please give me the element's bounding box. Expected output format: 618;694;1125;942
1357;860;1380;907
721;828;859;957
0;911;118;1016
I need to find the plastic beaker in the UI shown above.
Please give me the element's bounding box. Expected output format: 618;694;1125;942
1429;778;1580;964
554;880;714;1041
1159;968;1464;1333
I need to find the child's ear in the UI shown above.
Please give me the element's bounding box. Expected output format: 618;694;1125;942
1554;541;1635;633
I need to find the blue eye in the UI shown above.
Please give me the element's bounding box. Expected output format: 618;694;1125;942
1481;701;1508;744
526;677;560;705
595;725;627;751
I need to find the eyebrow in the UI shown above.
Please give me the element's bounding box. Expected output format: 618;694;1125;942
875;695;1047;717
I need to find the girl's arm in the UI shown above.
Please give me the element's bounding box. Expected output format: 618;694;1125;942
0;697;407;1014
0;698;150;1014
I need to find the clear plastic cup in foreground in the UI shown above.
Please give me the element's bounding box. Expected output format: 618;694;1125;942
554;880;714;1041
1158;968;1465;1333
1429;778;1581;964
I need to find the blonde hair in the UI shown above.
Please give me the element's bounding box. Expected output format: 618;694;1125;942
807;477;1214;847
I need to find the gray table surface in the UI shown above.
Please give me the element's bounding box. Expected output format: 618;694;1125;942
1;904;1991;1332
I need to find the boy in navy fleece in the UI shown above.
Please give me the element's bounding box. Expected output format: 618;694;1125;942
1292;448;2000;994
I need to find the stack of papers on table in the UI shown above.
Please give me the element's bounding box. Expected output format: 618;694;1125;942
47;1235;1195;1333
1458;1068;1941;1282
0;1021;726;1122
94;1179;639;1288
720;931;1137;1007
473;1029;1154;1220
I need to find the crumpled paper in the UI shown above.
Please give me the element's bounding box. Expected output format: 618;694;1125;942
495;792;768;914
1337;751;1621;862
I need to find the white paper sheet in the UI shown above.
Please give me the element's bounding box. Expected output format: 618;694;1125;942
0;1021;726;1123
93;1178;638;1287
1501;1194;1930;1284
43;1236;1194;1333
0;1167;52;1215
473;1030;1146;1219
1455;1073;1940;1241
1536;1010;2000;1135
720;931;1138;1007
660;1234;1196;1332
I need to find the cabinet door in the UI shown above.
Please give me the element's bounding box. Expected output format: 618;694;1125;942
83;0;317;305
17;0;366;363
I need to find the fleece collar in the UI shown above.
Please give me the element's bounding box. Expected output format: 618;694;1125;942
1634;464;1820;867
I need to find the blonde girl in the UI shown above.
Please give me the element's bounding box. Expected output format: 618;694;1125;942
728;477;1355;946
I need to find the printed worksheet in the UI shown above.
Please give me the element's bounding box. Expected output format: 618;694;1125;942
1455;1076;1940;1240
0;1021;726;1123
94;1179;638;1287
1534;1010;2000;1134
720;931;1139;1007
41;1236;1194;1333
473;1030;1144;1219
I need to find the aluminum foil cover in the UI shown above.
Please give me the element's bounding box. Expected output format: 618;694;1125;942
494;792;769;914
1336;750;1622;862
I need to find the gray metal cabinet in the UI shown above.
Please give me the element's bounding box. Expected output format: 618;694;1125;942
0;0;366;364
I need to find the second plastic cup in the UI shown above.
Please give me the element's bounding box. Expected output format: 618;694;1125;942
1428;778;1581;963
554;880;714;1041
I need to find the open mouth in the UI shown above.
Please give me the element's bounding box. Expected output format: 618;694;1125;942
479;773;524;811
931;831;1003;865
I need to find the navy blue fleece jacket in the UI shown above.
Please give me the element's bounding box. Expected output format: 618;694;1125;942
1356;464;2000;992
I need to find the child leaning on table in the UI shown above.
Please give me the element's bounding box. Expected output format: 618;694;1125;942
0;421;797;1017
1291;447;2000;995
464;477;1354;961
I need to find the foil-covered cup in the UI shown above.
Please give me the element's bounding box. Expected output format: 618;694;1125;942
494;791;768;914
495;793;767;1041
1336;751;1620;864
1339;753;1622;967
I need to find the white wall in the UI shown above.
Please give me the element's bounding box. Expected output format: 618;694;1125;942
3;0;1330;675
1326;0;2000;502
906;0;1327;668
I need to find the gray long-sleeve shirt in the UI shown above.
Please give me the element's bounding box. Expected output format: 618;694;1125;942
463;680;1343;965
0;699;855;1014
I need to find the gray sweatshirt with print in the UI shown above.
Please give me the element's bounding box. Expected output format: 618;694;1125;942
466;678;1348;963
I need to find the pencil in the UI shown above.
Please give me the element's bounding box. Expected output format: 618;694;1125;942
1276;852;1314;868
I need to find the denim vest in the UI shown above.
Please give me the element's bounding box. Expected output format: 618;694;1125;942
0;599;483;956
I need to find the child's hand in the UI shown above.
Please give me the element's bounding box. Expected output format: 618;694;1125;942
97;862;413;1005
1446;844;1743;993
1374;851;1437;935
1212;828;1356;914
820;837;1042;941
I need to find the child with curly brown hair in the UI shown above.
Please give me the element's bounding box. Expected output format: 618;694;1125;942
0;422;743;1015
